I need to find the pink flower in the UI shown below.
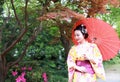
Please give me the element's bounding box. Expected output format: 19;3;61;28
12;71;18;77
16;76;26;82
42;72;48;82
16;76;22;82
21;67;27;71
28;67;32;71
21;72;26;77
16;72;26;82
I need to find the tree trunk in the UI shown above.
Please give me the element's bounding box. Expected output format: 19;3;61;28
58;22;72;59
60;35;71;59
0;56;7;82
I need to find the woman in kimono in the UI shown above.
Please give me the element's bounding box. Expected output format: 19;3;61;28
67;24;106;82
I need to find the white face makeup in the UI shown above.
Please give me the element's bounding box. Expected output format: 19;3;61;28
74;30;85;44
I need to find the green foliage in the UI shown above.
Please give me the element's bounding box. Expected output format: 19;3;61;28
25;21;64;61
6;60;68;82
103;54;120;65
0;0;42;59
0;0;4;13
4;16;67;81
1;0;120;82
107;7;120;36
96;6;120;37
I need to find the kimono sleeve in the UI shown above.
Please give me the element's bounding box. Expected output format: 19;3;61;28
67;46;76;82
90;44;106;80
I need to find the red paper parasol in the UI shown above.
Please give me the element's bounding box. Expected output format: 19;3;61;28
72;18;120;61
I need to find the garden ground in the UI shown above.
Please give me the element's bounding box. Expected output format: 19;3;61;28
97;63;120;82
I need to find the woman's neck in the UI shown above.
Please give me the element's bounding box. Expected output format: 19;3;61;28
78;40;87;45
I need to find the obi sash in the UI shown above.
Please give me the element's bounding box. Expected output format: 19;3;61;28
76;60;95;74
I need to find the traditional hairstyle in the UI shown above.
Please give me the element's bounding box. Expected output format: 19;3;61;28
74;24;88;39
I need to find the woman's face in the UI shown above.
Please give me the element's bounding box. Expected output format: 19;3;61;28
74;30;85;44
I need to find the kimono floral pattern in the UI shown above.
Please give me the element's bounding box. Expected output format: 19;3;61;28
67;43;106;82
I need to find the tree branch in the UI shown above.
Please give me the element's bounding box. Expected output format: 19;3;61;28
7;26;42;68
1;29;27;57
25;0;29;28
1;0;29;57
10;0;22;27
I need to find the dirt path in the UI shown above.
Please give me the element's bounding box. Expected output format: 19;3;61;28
97;63;120;82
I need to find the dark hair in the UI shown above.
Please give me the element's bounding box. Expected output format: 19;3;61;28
74;24;88;39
